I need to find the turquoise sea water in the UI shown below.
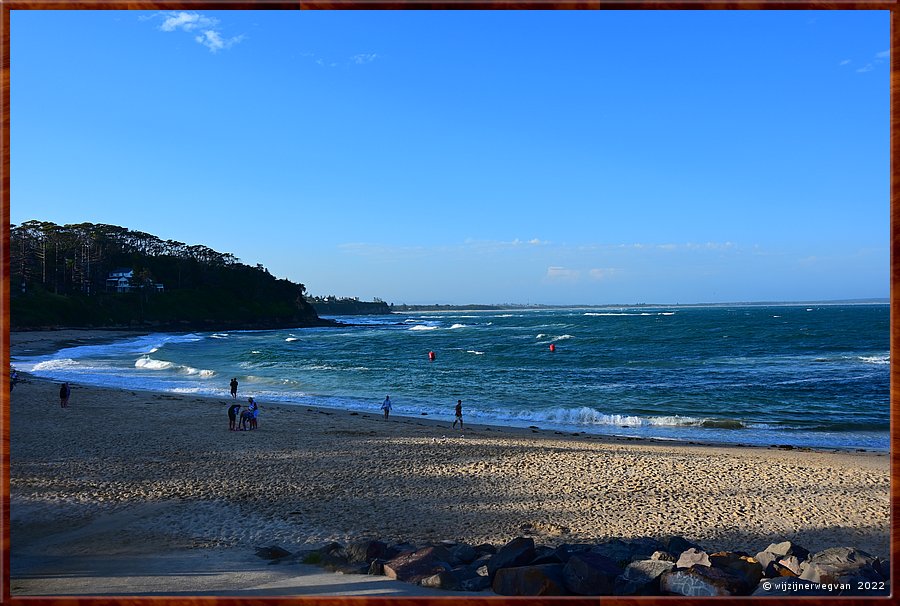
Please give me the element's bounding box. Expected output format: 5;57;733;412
15;304;890;450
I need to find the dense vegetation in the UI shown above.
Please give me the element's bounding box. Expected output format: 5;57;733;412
10;220;330;330
309;296;392;316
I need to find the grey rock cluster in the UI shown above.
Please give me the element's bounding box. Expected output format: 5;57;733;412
255;536;890;597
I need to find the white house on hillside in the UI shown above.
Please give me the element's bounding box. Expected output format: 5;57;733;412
106;268;133;293
106;269;165;293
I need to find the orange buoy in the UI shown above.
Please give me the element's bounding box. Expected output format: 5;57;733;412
549;343;556;352
428;351;436;361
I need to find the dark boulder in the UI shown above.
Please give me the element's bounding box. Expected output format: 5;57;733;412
486;537;536;578
660;566;745;596
493;564;571;596
528;545;561;566
450;543;478;565
383;546;453;584
345;539;388;564
421;567;491;592
589;539;634;567
708;552;763;593
614;559;675;595
474;542;497;555
562;552;622;595
626;537;667;561
662;536;702;555
799;547;882;585
552;543;593;563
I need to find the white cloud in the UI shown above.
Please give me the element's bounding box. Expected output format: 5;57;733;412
351;53;378;65
160;12;218;33
857;64;874;73
546;266;580;281
153;11;243;53
839;59;852;66
195;30;244;53
876;50;889;59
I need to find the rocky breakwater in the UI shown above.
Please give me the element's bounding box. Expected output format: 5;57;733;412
256;536;890;597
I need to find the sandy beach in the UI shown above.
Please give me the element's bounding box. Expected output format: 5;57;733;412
9;330;891;596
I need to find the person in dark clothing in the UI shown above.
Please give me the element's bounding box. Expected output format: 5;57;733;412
228;402;241;431
452;399;463;429
59;382;71;408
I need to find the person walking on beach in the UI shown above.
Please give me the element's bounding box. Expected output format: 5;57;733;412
452;399;463;429
381;395;392;420
230;377;238;399
59;382;71;408
228;402;241;431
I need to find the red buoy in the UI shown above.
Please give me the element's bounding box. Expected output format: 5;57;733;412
428;351;436;361
549;343;556;352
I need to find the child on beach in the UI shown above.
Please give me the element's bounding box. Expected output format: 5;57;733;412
381;395;392;420
453;399;463;429
59;382;70;408
228;402;242;430
230;377;238;399
249;397;259;430
239;397;259;430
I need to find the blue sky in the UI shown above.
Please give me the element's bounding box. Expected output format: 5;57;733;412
11;10;889;305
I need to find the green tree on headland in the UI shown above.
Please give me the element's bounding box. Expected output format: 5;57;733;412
10;220;329;330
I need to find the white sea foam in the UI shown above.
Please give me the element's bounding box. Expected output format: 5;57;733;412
135;357;175;371
182;366;216;378
134;357;215;377
511;407;749;430
860;355;890;365
30;358;81;372
449;324;467;330
409;325;438;331
285;337;299;342
211;333;229;339
467;350;485;355
251;351;261;354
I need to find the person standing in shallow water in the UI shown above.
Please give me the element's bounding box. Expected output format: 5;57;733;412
59;382;71;408
230;378;238;399
453;399;463;429
381;395;392;420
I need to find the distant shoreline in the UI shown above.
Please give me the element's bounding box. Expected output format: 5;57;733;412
390;299;889;312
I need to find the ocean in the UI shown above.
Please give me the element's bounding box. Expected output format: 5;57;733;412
14;304;890;451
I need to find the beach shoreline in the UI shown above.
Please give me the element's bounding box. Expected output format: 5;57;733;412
8;329;892;595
